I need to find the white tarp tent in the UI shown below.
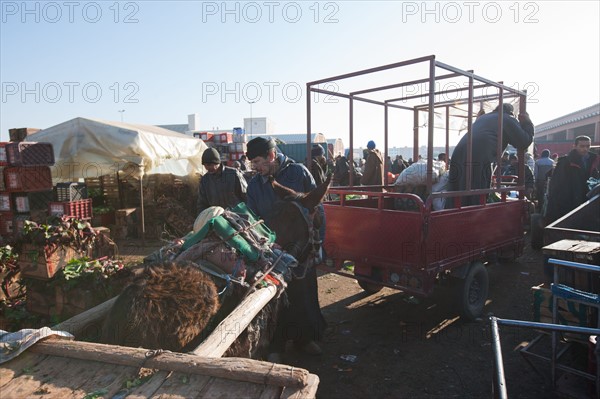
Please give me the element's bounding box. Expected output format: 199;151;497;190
26;117;208;181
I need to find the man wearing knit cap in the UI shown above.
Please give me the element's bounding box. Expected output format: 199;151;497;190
245;136;327;359
361;140;384;186
197;147;247;214
533;149;555;211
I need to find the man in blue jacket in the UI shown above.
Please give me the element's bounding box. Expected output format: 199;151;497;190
245;137;327;359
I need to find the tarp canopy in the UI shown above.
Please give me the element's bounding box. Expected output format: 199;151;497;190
26;117;208;181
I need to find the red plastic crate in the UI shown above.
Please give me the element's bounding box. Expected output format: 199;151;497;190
4;166;53;192
198;132;213;141
0;192;12;212
0;143;7;166
214;133;233;144
48;199;93;219
14;191;54;212
0;166;5;191
5;142;55;166
0;212;14;236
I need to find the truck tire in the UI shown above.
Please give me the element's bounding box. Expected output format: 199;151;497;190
355;270;384;294
456;262;489;321
530;213;544;250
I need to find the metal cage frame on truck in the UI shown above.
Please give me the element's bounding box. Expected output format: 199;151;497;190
306;55;532;320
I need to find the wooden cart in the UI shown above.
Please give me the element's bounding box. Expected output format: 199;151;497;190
1;286;319;398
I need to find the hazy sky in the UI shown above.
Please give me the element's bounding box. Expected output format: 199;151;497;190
1;1;599;148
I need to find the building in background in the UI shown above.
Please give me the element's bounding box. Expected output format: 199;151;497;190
534;103;600;157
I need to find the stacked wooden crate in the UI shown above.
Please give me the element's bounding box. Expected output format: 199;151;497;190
0;137;54;243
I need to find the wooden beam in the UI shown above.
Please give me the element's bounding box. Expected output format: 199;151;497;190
192;285;278;357
53;296;116;336
30;338;308;387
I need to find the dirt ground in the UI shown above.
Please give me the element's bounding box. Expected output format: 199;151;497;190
3;232;587;398
281;233;567;399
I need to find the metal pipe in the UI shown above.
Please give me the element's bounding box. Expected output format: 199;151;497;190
349;97;354;186
495;317;600;335
490;317;508;399
465;76;474;192
415;93;520;110
548;258;600;273
387;82;490;103
426;58;435;193
435;61;527;95
306;83;312;167
384;103;389;178
351;71;465;96
307;55;435;86
309;87;411;110
497;87;505;191
413;108;419;163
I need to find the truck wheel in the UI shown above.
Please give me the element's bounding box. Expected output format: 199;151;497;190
355;270;383;294
530;213;544;250
456;262;489;321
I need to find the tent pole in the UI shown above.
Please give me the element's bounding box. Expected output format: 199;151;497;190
139;167;146;246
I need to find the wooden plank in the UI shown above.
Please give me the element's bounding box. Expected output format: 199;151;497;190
0;351;48;388
23;357;126;398
30;338;309;387
58;361;135;399
125;370;172;399
195;376;266;399
258;384;284;399
192;284;277;358
0;353;73;397
148;372;211;399
281;374;320;399
53;296;116;337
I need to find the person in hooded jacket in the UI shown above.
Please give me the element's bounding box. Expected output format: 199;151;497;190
361;140;384;186
447;103;534;207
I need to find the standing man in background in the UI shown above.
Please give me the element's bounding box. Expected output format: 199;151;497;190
197;147;247;213
545;135;599;223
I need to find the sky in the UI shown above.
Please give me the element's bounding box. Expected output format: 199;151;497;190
1;0;599;149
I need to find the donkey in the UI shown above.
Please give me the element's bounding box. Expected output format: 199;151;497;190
101;174;331;358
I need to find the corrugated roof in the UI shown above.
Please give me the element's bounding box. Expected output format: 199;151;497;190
536;103;600;133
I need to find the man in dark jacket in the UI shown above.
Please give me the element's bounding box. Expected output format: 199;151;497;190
197;147;247;213
245;137;327;358
310;144;328;186
447;103;534;206
545;135;599;223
